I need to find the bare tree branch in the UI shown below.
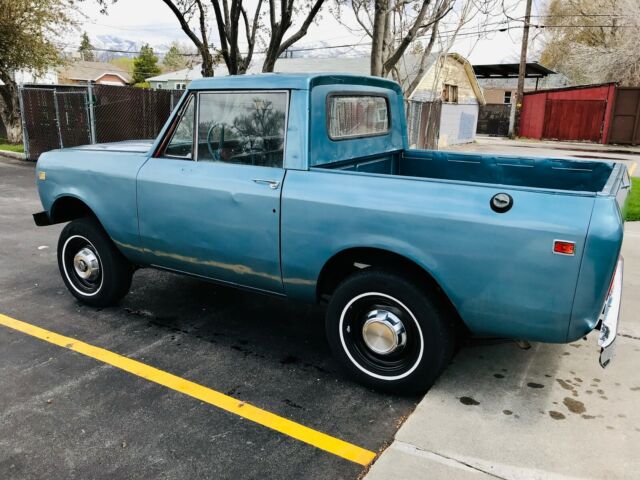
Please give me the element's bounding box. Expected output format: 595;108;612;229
277;0;325;55
382;0;432;73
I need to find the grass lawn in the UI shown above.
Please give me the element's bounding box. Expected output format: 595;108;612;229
625;177;640;222
0;141;24;153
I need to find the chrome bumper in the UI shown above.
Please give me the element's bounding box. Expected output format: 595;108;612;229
598;257;623;368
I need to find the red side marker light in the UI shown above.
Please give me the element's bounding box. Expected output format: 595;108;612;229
553;240;575;255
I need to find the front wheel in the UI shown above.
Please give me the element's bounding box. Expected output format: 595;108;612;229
57;217;133;308
326;269;455;394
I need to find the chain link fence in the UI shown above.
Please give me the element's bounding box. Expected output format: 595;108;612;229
20;84;183;160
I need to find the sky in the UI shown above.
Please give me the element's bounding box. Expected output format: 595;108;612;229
73;0;547;67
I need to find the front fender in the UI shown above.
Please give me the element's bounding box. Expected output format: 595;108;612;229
35;150;149;263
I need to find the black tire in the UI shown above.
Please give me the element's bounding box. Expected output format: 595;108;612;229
325;268;455;394
57;217;133;308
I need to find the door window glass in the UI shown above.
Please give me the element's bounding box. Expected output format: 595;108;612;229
164;96;194;159
197;92;287;167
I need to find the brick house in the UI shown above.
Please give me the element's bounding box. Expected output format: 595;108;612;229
57;61;131;86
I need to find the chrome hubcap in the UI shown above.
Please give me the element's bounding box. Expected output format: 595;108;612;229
362;309;407;355
73;247;100;281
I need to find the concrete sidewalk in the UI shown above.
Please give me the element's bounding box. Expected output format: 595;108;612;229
450;137;640;175
475;136;640;156
366;223;640;480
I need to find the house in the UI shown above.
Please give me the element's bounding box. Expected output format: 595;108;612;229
473;62;569;105
472;63;568;136
146;65;204;90
474;63;567;106
57;61;131;86
0;68;58;87
405;53;485;148
148;52;485;148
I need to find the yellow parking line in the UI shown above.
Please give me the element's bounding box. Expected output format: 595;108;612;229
0;313;376;466
629;162;637;176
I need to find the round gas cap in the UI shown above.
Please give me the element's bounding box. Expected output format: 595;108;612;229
490;193;513;213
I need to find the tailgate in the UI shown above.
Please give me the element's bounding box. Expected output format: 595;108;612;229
601;162;632;216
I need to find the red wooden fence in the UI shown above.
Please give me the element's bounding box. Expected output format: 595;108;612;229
519;83;616;144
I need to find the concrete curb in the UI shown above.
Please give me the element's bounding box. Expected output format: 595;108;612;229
0;150;27;161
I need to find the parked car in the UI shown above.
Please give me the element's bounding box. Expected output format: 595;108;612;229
33;74;629;393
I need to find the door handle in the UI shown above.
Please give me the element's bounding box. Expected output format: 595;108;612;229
252;179;280;190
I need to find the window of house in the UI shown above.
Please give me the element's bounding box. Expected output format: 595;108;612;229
327;95;389;140
197;91;288;168
163;96;195;159
504;91;512;104
175;83;186;90
157;83;163;89
442;84;458;103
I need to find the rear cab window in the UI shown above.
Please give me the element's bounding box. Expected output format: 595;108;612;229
327;94;390;140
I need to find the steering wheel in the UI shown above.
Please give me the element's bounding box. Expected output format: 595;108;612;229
206;123;225;161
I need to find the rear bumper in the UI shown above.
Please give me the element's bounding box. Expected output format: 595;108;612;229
598;257;623;368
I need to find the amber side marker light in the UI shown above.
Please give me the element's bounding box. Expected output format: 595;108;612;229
553;240;575;255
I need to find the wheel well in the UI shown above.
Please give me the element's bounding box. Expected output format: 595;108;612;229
316;247;467;332
50;197;95;224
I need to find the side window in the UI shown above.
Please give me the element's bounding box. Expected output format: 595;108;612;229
197;91;288;168
164;96;194;159
327;95;389;140
442;84;458;103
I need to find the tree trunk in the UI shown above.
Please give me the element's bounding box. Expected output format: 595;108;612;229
200;48;215;77
262;51;279;73
0;78;22;144
370;0;388;76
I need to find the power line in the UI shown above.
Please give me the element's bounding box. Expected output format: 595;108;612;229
63;18;637;60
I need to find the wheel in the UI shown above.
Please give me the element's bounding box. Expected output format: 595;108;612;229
325;269;455;394
57;217;133;308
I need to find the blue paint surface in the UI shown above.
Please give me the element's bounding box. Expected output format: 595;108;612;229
35;73;629;343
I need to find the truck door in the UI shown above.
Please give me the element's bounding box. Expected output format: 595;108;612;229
136;91;288;293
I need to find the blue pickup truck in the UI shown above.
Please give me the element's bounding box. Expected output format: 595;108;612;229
34;74;628;393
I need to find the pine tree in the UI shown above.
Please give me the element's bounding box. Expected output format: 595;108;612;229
162;42;187;71
78;32;95;62
133;44;161;85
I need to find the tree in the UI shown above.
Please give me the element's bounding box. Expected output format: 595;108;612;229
0;0;74;143
160;0;326;76
109;56;135;76
334;0;502;96
133;44;162;84
78;32;96;61
162;42;193;71
539;0;640;86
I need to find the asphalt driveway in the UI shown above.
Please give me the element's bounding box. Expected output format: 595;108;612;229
0;158;417;479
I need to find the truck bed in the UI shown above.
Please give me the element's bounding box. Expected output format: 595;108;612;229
317;149;615;193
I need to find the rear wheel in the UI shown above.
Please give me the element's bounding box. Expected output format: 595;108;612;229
57;217;133;308
326;269;455;394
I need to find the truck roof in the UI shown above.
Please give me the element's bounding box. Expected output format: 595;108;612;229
187;72;402;93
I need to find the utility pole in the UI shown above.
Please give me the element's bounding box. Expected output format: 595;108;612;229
514;0;533;137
